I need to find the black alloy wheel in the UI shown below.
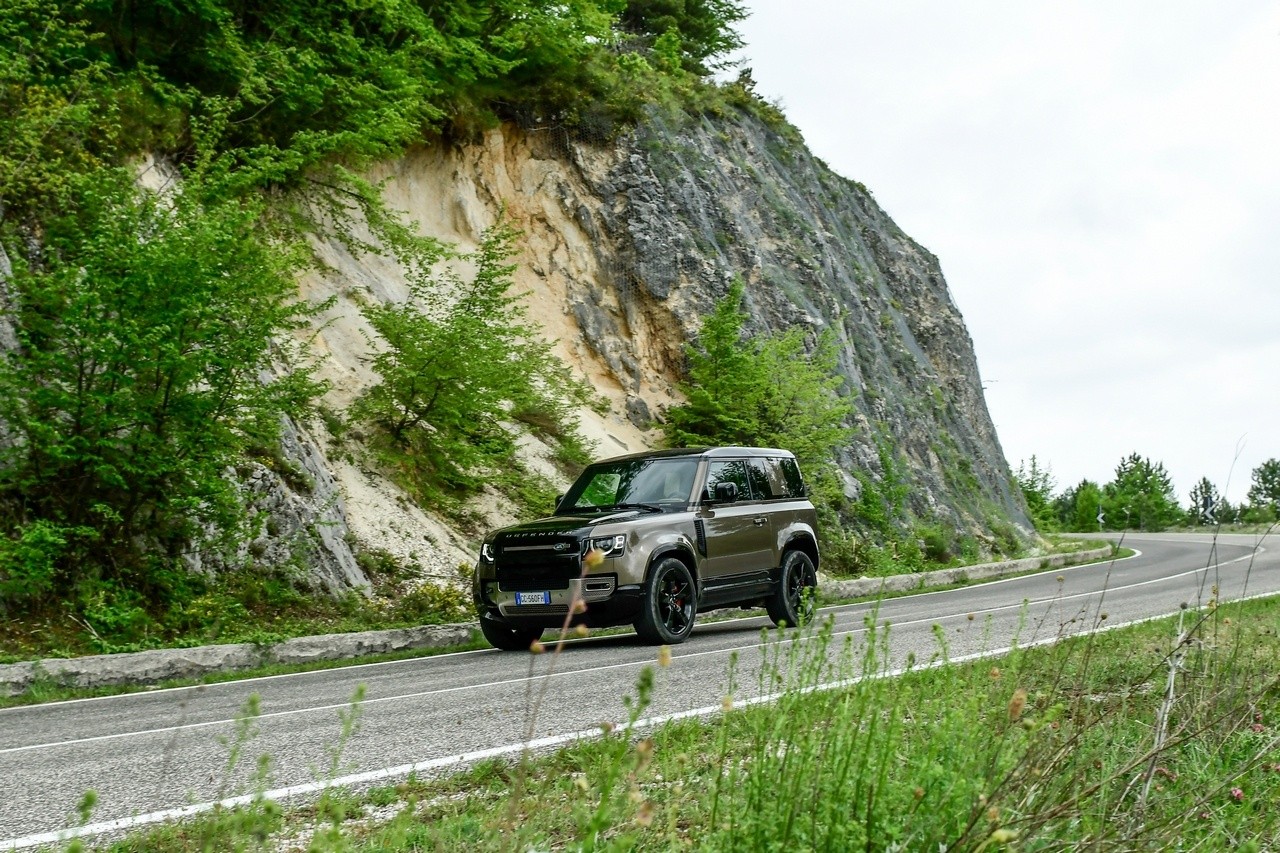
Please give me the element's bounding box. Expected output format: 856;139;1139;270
766;549;817;629
634;556;697;644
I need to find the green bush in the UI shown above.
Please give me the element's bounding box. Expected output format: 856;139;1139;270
0;168;322;612
354;219;597;512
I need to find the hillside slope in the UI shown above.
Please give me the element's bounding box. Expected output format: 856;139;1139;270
276;105;1028;586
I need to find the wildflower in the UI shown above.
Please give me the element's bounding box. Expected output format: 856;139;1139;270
1008;688;1027;721
574;774;590;792
989;667;1001;680
1099;612;1108;620
913;787;925;800
967;613;975;621
1056;575;1064;583
529;640;546;655
1199;811;1211;820
1231;787;1244;802
1252;723;1264;733
1154;767;1177;781
635;801;655;827
657;645;672;668
989;828;1016;843
572;598;588;615
635;738;655;770
573;624;589;638
987;806;999;822
584;548;606;568
722;695;734;712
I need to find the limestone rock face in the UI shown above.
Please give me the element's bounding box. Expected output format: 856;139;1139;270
284;107;1028;590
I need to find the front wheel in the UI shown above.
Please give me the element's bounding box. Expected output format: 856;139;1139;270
479;616;544;651
766;550;817;629
634;557;697;644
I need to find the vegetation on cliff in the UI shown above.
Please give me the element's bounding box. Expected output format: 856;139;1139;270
0;0;754;648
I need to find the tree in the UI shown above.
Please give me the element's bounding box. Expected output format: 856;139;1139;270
1101;453;1181;531
1014;456;1057;532
1053;479;1104;532
618;0;748;74
355;219;596;498
661;279;853;472
0;168;320;608
1244;458;1280;524
1186;477;1222;526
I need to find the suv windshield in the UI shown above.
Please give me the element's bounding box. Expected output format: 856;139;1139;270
560;457;699;513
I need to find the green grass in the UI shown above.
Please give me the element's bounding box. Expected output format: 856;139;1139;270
89;590;1280;852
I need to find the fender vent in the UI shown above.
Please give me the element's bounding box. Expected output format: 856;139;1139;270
694;519;707;556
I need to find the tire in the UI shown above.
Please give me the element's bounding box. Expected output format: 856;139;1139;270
479;616;544;651
766;549;817;629
633;557;697;645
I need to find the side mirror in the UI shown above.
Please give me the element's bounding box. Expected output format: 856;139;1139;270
713;481;738;503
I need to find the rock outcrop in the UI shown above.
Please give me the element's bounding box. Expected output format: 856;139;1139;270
275;104;1028;587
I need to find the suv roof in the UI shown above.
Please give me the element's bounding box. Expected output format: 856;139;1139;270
594;446;794;464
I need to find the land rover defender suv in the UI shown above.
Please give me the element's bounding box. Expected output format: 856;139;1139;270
473;446;820;650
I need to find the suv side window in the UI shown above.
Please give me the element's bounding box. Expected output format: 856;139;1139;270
705;459;750;502
772;457;805;498
746;458;775;499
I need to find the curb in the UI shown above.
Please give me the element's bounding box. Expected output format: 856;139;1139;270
820;546;1113;599
0;547;1113;699
0;623;478;699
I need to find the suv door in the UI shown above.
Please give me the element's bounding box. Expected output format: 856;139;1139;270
697;459;774;598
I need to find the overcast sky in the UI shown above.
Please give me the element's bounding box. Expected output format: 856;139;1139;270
735;1;1280;505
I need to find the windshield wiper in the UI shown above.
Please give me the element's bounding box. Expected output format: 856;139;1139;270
606;502;664;513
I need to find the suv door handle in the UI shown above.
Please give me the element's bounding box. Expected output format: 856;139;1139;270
752;516;768;526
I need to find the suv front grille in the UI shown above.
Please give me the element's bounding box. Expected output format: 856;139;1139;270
494;536;582;586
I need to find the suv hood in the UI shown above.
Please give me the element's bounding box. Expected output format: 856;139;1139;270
491;510;643;542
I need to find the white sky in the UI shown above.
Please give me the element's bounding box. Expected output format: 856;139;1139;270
736;1;1280;505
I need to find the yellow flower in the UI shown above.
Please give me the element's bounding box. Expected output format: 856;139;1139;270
657;645;672;667
584;548;605;568
529;640;545;655
573;624;589;638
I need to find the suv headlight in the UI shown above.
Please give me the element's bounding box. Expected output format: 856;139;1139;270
586;534;626;558
480;542;496;563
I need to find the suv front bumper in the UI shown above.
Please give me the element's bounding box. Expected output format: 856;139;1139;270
477;576;644;628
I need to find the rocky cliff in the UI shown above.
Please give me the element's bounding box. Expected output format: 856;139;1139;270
257;104;1028;588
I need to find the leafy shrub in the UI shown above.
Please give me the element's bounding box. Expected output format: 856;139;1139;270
0;168;322;612
354;219;597;511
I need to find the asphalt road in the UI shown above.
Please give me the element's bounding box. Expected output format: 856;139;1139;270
2;532;1276;848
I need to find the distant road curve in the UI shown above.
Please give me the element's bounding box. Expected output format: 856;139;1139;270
2;531;1276;848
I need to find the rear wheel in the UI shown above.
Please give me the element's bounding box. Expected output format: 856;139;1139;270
634;557;697;644
766;550;817;629
479;616;544;651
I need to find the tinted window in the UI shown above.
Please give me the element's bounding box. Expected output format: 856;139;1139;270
774;457;805;498
746;458;774;499
704;459;750;502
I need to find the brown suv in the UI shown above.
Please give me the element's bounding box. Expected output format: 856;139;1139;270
472;447;820;649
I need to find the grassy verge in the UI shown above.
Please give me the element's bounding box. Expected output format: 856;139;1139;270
88;591;1279;851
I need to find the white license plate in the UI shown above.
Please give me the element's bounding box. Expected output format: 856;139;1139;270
516;591;551;606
